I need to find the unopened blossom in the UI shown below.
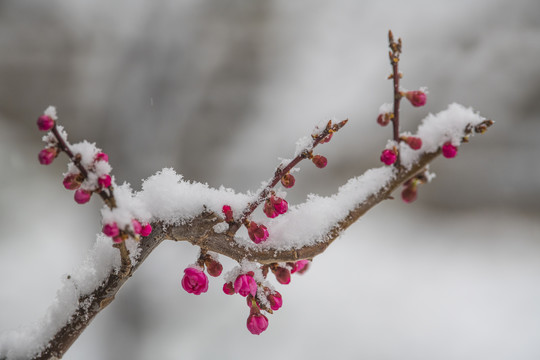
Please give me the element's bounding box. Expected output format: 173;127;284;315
223;282;235;295
181;267;209;295
63;173;81;190
401;185;418;203
74;189;92;204
246;312;269;335
222;205;234;222
281;173;295;188
140;223;152;237
380;149;397;165
37;115;55;131
248;222;269;244
98;174;112;188
95;152;109;162
102;223;120;237
271;195;288;215
312;155;327;169
404;90;427;107
442;142;458;158
38;148;57;165
205;257;223;277
273;266;291;285
267;291;283;311
377;113;391;127
234;273;257;297
291;259;310;274
132;219;142;234
403;136;422;150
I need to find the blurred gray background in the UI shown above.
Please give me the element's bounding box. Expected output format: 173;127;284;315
1;0;539;359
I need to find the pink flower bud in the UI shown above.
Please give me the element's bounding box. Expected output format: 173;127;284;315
380;149;397;165
401;185;417;203
321;133;333;143
377;113;391;127
205;258;223;277
38;148;57;165
267;291;283;311
74;189;92;204
281;173;295;188
312;155;327;169
140;223;152;237
181;267;209;295
102;222;120;237
63;173;82;190
403;136;422;150
222;205;234;222
37;115;54;131
132;219;142;234
223;282;235;295
113;236;124;244
98;174;112;188
442;142;458;158
291;259;310;274
247;222;269;244
234;273;257;297
263;200;279;218
246;312;269;335
95;152;109;162
273;267;291;285
405;90;427;107
271;196;288;215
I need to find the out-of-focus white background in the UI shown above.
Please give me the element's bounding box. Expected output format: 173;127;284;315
1;0;539;359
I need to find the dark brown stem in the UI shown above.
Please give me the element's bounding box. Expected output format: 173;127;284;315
388;30;403;166
238;119;348;224
51;124;116;209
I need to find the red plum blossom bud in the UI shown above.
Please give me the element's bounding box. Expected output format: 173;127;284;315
223;282;235;295
246;312;269;335
404;90;427;107
380;149;397;165
377;113;391;127
132;219;142;234
63;173;82;190
234;273;257;297
321;133;333;143
442;142;458;158
205;258;223;277
112;236;124;244
37;115;55;131
312;155;327;168
95;152;109;162
181;267;209;295
102;223;120;237
401;185;418;203
222;205;234;222
98;174;112;188
271;196;288;215
281;173;295;188
140;223;152;237
267;291;283;311
263;200;278;218
291;259;310;274
38;148;57;165
248;222;269;244
403;136;422;150
74;189;92;204
273;267;291;285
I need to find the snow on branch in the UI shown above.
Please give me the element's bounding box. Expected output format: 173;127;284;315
0;31;494;359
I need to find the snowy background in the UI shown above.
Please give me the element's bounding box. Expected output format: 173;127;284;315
1;0;540;359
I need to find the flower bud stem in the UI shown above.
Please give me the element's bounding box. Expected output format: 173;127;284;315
388;30;402;167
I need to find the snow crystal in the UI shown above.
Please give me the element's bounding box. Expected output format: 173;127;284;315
294;136;313;157
70;141;99;169
44;106;58;120
213;222;229;234
378;102;393;115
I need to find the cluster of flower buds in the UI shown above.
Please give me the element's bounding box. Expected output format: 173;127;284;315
102;219;152;244
181;253;223;295
37;109;59;165
221;262;308;335
263;193;288;218
247;221;269;244
66;152;112;205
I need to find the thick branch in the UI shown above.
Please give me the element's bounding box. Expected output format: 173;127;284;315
31;227;167;360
